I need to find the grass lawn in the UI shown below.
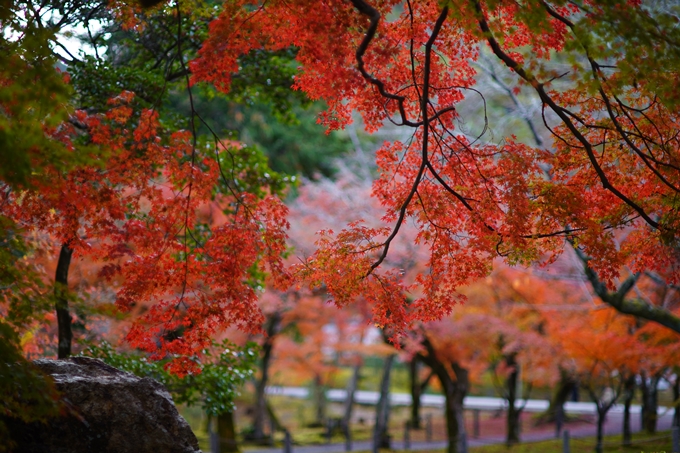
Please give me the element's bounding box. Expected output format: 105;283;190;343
350;430;676;452
181;391;677;453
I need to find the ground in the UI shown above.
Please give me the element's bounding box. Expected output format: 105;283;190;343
181;395;678;452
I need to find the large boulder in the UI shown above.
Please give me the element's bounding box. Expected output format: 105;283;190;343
5;356;201;453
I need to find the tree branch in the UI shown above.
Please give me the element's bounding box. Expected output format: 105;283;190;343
474;0;661;231
572;244;680;334
362;5;449;276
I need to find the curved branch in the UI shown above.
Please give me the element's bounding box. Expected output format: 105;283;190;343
364;5;449;275
474;0;660;230
572;245;680;334
349;0;419;127
542;2;680;195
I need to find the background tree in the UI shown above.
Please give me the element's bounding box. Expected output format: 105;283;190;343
551;307;643;453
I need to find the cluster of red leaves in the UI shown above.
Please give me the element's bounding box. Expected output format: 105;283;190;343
4;93;289;375
191;0;680;339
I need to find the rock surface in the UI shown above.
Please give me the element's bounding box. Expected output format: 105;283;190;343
6;356;201;453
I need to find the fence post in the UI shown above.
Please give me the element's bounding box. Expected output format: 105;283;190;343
344;423;352;452
283;430;292;453
326;418;332;444
562;429;570;453
404;421;411;450
473;409;480;438
211;431;220;453
555;405;563;438
425;413;433;442
208;417;219;453
672;426;679;453
270;417;276;445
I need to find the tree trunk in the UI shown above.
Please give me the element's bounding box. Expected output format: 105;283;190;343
218;411;240;452
443;363;469;453
313;373;327;426
505;352;521;446
586;386;618;453
410;356;422;430
538;369;576;424
373;354;395;451
55;244;73;359
419;339;468;453
595;408;605;453
342;360;361;432
622;374;635;446
640;372;661;434
673;374;679;428
253;312;281;442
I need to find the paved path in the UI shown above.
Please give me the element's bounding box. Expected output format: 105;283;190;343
244;401;677;452
266;386;663;415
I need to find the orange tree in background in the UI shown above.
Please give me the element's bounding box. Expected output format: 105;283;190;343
193;0;680;337
551;307;642;453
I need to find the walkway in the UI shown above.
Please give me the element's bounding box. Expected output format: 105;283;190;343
243;387;677;452
265;386;664;415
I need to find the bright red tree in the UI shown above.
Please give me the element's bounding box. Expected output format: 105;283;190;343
191;0;680;337
4;93;290;374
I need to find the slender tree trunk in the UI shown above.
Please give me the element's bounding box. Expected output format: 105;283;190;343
539;369;576;423
622;374;635;446
505;352;521;446
410;356;422;430
55;244;73;359
313;373;327;426
640;372;661;434
587;386;618;453
342;360;361;432
595;407;605;453
253;312;280;442
419;339;468;453
443;364;469;453
373;354;395;451
673;374;680;428
218;411;240;452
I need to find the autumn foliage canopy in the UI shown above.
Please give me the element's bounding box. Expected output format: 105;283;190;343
2;0;680;369
192;0;680;338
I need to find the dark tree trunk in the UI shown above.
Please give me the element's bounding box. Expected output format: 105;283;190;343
373;354;395;451
539;369;577;424
505;353;521;446
409;356;422;430
640;372;661;434
419;339;468;453
622;374;635;446
443;364;469;453
253;312;281;442
341;360;361;432
218;411;240;452
586;386;619;453
673;375;680;428
313;373;327;426
55;244;73;359
595;407;606;453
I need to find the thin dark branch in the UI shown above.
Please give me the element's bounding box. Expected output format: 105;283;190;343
476;0;660;230
370;6;449;274
349;0;419;127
